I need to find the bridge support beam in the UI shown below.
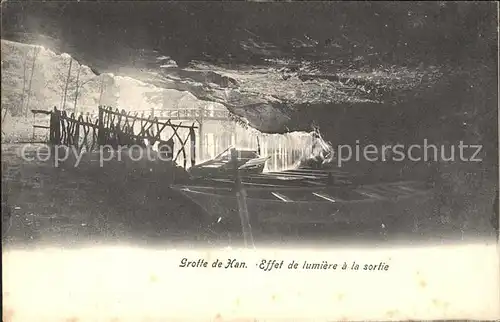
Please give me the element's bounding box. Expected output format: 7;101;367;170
198;119;204;161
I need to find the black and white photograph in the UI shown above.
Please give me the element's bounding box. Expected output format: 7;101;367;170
1;1;499;321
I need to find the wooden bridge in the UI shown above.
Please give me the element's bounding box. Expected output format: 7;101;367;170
72;106;231;123
31;105;312;171
31;106;198;169
134;106;238;162
77;106;234;161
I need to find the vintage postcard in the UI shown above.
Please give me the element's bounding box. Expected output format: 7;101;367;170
1;1;499;321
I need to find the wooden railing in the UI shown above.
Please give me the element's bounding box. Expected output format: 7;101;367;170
40;106;198;169
137;107;231;121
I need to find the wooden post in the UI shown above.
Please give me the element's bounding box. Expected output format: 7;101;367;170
190;126;196;168
97;106;105;146
49;109;55;145
198;106;204;161
328;172;334;186
53;107;61;145
74;121;80;150
198;123;204;161
231;148;255;248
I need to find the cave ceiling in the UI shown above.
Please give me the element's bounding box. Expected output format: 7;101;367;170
1;2;497;133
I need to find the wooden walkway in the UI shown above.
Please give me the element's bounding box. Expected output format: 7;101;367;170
30;106;198;169
135;107;230;122
183;167;432;203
